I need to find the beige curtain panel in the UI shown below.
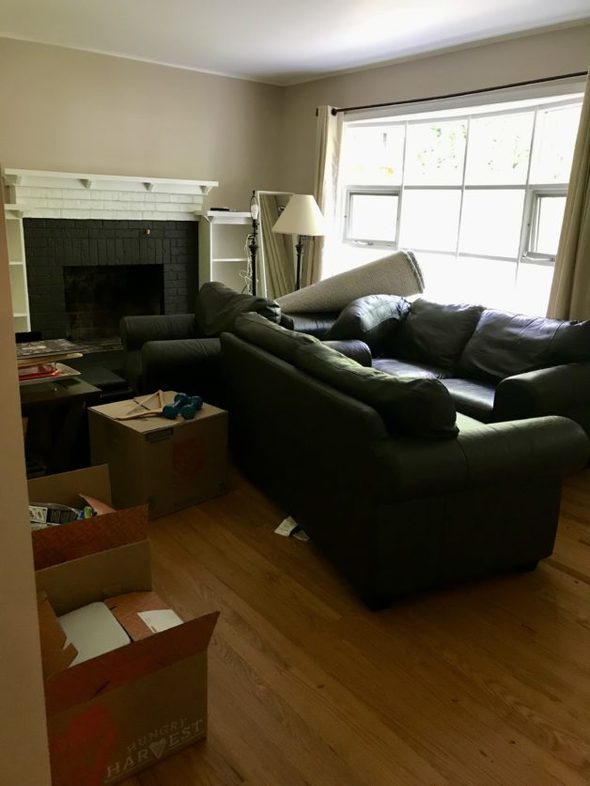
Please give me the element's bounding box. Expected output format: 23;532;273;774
547;74;590;320
304;105;343;288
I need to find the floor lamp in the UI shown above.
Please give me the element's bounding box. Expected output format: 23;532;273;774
272;194;325;290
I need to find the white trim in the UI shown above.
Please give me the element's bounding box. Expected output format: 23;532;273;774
2;168;218;221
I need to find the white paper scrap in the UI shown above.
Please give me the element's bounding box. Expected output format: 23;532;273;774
275;516;299;537
275;517;310;541
138;609;183;633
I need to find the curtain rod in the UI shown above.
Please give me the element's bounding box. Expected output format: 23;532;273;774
329;70;588;115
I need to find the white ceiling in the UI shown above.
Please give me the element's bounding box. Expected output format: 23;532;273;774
1;0;589;85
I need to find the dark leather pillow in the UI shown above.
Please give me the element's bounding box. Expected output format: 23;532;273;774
195;281;281;337
233;312;318;363
325;294;410;355
550;320;590;364
456;310;580;383
295;342;458;440
390;299;483;369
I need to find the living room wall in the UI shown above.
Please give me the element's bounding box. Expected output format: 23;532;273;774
278;23;590;194
0;38;284;209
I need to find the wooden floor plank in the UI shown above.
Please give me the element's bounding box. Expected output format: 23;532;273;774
119;468;590;786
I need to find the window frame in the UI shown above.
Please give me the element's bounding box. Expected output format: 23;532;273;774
521;187;567;266
339;93;581;274
343;186;402;246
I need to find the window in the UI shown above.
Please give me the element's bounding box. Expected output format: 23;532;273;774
336;89;583;315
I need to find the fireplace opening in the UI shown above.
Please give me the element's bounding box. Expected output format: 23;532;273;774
63;264;164;341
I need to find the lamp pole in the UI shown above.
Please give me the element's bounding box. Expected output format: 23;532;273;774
248;190;259;295
295;236;304;290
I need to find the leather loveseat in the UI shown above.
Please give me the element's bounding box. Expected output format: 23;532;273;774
286;296;590;437
221;313;589;608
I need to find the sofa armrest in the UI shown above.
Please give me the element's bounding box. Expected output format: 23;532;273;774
375;415;589;499
119;314;197;351
323;339;372;367
494;363;590;421
141;338;222;400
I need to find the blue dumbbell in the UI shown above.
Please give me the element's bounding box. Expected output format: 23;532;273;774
162;393;203;421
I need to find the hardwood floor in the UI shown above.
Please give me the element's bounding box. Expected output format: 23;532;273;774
121;469;590;786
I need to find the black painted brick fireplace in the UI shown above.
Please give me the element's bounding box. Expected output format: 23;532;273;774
24;219;198;340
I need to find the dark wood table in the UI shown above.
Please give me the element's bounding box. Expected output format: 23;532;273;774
21;377;101;476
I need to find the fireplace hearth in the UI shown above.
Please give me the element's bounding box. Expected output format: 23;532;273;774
24;219;198;340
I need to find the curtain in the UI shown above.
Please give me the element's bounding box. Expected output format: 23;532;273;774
260;194;295;298
547;74;590;319
303;105;343;287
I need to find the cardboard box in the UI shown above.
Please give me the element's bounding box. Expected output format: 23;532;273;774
30;466;219;786
88;393;228;518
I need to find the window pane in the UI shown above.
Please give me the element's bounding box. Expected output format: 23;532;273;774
531;196;566;256
341;126;405;185
515;262;554;316
348;193;398;242
399;189;461;252
530;104;581;184
419;252;517;309
460;189;525;258
465;112;534;185
404;120;467;185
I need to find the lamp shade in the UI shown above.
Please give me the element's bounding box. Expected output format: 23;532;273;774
272;194;325;237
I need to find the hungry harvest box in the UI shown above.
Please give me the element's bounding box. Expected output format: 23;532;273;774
29;465;219;785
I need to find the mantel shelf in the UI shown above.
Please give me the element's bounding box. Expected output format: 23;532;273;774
3;168;219;197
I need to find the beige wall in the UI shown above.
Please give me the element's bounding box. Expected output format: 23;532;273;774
0;38;284;209
0;201;51;784
279;24;590;193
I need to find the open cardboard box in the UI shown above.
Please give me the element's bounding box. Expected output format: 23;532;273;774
29;465;219;786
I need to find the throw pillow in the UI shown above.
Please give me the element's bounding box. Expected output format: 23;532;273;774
390;299;483;369
295;342;458;440
195;281;281;337
325;294;410;355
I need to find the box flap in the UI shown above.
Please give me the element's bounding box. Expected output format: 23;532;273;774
32;505;148;570
37;592;77;679
36;541;153;615
28;465;113;507
105;591;175;641
45;610;220;716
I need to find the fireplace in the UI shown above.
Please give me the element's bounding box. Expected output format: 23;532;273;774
63;264;164;341
24;219;198;341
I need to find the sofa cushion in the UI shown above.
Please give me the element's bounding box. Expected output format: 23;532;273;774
233;312;318;363
440;378;495;423
325;294;410;355
390;299;483;369
195;281;281;337
456;310;590;384
294;342;458;440
372;357;447;379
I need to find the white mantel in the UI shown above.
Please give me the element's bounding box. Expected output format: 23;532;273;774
2;168;219;221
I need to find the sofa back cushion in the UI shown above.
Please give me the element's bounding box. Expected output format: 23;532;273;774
196;281;281;337
325;294;410;355
233;312;318;363
390;299;483;369
295;342;458;440
457;310;590;383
